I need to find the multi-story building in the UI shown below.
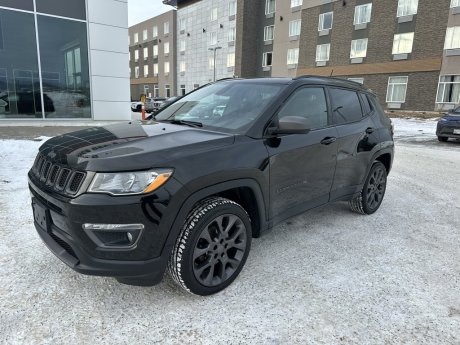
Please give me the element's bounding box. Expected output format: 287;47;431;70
129;10;177;100
0;0;130;122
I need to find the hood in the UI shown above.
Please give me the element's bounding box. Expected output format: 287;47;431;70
38;122;235;172
442;111;460;121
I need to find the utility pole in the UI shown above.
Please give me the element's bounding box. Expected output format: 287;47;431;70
208;46;222;82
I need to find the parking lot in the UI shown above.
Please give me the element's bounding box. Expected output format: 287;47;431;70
0;119;459;344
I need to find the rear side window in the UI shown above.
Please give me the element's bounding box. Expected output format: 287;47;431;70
329;88;363;125
360;93;374;116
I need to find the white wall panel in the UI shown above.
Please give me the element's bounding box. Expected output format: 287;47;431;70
89;23;128;53
91;76;130;102
92;101;131;121
87;0;128;28
90;50;129;78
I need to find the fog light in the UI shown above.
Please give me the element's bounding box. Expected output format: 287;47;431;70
82;223;144;248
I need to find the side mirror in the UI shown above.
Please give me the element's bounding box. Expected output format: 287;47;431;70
268;116;311;135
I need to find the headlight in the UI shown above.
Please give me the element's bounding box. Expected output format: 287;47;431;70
88;169;173;195
439;118;448;122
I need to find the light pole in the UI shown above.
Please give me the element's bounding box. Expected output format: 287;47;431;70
208;46;222;82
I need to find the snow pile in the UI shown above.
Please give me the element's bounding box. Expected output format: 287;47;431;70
391;117;438;142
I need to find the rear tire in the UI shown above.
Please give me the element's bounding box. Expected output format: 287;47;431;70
438;136;448;142
168;197;251;296
350;161;387;215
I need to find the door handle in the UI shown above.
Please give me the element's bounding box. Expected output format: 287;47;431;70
320;137;337;145
366;127;375;134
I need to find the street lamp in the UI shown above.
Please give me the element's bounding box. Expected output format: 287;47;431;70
208;46;222;82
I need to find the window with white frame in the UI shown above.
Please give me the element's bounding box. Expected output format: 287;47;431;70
154;85;159;97
445;27;460;50
265;0;276;15
153;63;158;76
164;21;169;35
209;32;217;46
436;75;460;103
318;12;333;31
164;61;170;74
263;52;273;67
354;3;372;25
291;0;302;8
211;7;218;21
289;20;301;37
180;61;186;73
350;38;368;58
180;85;186;96
180;39;186;52
264;25;275;41
316;44;330;61
386;76;408;103
135;66;139;78
452;0;460;8
208;56;215;70
134;32;139;44
153;45;158;57
143;47;148;60
179;18;186;32
144;65;149;77
153;25;158;38
228;27;236;42
397;0;419;17
348;78;364;84
134;49;139;61
143;29;148;41
165;85;171;98
392;32;414;54
227;52;235;67
164;42;170;55
229;1;237;16
287;48;299;65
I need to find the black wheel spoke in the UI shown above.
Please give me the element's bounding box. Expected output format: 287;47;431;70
193;246;209;260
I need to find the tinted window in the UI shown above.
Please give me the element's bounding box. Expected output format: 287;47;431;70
329;88;363;125
36;0;86;20
0;0;33;11
360;93;373;116
277;87;328;130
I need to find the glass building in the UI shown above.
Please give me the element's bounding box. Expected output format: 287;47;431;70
0;0;130;121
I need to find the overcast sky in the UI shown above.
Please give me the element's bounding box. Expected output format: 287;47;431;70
128;0;174;26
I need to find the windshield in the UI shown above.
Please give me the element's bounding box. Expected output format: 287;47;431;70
454;106;460;114
155;81;286;133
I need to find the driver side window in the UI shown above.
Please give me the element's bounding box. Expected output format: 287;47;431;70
277;87;329;130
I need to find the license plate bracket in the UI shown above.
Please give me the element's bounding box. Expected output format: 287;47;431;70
453;129;460;135
32;198;50;232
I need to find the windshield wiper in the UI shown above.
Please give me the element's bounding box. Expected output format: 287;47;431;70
161;119;203;128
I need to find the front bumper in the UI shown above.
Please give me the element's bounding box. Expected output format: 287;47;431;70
29;175;184;285
436;122;460;139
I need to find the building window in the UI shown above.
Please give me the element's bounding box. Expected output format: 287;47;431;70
291;0;302;7
134;49;139;61
452;0;460;8
211;7;218;21
289;20;301;37
265;0;276;15
153;63;158;76
228;27;236;42
263;52;273;67
350;38;368;58
179;18;186;32
143;47;148;60
153;45;158;57
165;85;171;98
153;25;158;38
264;25;275;41
144;65;149;77
164;42;170;55
392;32;414;54
318;12;333;31
387;76;408;103
348;78;364;84
180;85;186;96
134;32;139;43
209;32;217;46
445;27;460;50
194;84;200;89
164;61;170;74
164;21;169;35
316;44;330;62
437;76;460;103
354;3;372;25
227;52;235;68
287;48;299;65
154;85;159;97
135;66;139;78
208;56;215;70
143;29;148;41
229;1;237;16
180;61;186;73
180;40;186;52
397;0;419;17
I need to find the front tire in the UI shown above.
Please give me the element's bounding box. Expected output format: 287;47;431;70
350;161;387;215
168;197;252;296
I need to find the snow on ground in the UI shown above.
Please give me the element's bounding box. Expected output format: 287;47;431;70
391;117;438;142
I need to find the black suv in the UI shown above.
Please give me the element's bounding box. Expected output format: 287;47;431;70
29;77;394;296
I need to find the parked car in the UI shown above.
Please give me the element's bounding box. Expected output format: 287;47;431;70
131;100;143;112
145;97;166;113
29;77;394;296
436;106;460;142
145;96;182;119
